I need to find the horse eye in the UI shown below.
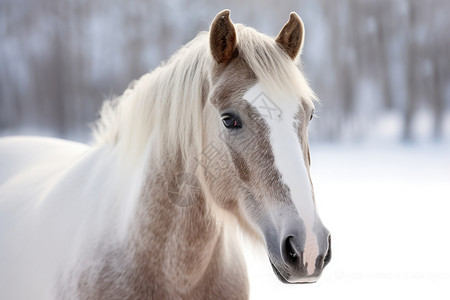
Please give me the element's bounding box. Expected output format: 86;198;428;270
309;110;315;122
221;113;242;129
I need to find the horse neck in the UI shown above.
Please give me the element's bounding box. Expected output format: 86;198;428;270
88;118;247;297
127;151;228;291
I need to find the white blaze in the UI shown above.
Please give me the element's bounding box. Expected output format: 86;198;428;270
244;84;319;276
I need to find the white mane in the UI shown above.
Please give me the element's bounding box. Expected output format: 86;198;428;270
93;24;317;166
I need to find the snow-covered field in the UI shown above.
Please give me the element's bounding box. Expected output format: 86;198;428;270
245;142;450;299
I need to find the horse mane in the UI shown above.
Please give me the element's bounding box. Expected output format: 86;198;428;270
92;24;317;167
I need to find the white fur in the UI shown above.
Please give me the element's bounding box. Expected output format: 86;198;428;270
0;137;149;299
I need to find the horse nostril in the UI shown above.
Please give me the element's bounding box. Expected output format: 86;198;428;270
284;236;300;265
323;235;332;268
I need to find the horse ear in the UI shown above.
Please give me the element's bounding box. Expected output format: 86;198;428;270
210;10;237;64
275;12;305;60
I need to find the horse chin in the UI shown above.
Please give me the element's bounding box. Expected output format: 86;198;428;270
270;260;320;285
270;262;290;284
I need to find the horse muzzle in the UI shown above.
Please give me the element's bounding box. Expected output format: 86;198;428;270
266;225;332;284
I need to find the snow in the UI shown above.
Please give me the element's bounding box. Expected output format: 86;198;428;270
245;142;450;299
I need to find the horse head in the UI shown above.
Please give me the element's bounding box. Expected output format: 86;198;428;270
202;10;331;284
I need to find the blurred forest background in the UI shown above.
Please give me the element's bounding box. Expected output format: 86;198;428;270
1;0;449;143
2;2;449;299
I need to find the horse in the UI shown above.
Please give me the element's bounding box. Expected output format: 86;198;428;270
0;10;331;300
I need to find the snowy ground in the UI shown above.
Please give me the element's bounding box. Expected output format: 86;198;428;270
245;142;450;300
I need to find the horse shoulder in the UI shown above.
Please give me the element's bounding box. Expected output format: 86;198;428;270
0;136;91;299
